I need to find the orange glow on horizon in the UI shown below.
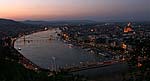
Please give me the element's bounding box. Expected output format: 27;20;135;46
0;0;118;20
0;0;149;21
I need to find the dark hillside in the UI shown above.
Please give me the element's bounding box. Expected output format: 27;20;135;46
0;18;41;38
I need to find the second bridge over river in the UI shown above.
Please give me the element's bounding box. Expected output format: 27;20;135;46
53;59;125;73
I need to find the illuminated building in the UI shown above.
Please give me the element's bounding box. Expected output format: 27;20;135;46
138;62;142;67
124;22;133;33
122;43;127;49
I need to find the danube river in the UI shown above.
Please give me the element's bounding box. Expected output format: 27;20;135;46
14;28;128;80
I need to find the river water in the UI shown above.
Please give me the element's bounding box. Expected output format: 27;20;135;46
14;28;128;80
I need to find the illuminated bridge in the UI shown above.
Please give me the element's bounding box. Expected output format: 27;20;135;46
15;35;58;44
58;59;125;72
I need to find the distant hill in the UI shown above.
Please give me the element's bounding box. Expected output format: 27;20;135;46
21;20;97;25
0;18;41;38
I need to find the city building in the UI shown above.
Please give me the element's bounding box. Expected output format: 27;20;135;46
124;22;133;33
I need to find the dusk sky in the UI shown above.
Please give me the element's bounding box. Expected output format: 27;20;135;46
0;0;149;21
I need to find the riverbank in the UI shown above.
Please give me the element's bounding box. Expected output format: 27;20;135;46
13;28;130;81
11;28;50;70
0;44;52;81
11;47;49;72
0;45;88;81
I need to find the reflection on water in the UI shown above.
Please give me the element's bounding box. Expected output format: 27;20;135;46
15;28;102;69
14;28;128;80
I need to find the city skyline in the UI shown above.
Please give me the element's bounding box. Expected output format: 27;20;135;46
0;0;150;21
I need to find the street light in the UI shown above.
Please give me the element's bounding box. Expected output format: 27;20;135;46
52;56;57;71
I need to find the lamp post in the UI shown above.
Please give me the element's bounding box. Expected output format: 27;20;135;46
52;56;57;71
